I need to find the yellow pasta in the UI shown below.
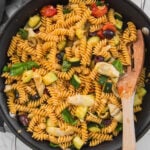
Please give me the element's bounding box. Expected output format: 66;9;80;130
1;1;146;149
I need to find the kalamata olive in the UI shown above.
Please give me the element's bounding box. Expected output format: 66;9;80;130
31;94;40;100
56;51;65;64
18;114;29;127
14;90;19;99
88;31;97;37
103;30;115;39
94;55;104;63
102;119;112;127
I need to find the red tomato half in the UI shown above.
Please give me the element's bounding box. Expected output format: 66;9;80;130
102;22;116;32
40;5;57;17
92;5;108;18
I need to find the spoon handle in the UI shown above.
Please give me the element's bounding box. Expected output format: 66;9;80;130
122;93;136;150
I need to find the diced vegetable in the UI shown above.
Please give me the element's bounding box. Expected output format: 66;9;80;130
49;143;59;148
115;19;123;30
63;8;71;14
58;40;67;51
113;35;120;46
91;4;108;18
136;87;147;98
68;94;95;106
33;72;45;97
2;66;10;72
95;62;119;78
40;5;57;17
4;85;12;92
114;12;123;21
62;109;77;125
134;94;142;106
76;28;85;39
18;28;28;40
112;59;123;74
47;118;57;127
88;36;100;44
70;74;81;89
96;0;105;6
27;15;41;28
73;136;84;150
22;70;33;83
88;122;101;132
108;103;123;123
115;123;123;132
62;60;71;72
75;106;88;120
25;28;36;38
46;127;74;136
98;75;108;85
68;57;80;67
43;72;58;85
103;82;112;93
102;23;116;32
8;61;38;76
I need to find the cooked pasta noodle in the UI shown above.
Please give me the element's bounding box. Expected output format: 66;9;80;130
1;0;146;149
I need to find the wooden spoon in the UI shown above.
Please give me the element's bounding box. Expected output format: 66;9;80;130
117;30;145;150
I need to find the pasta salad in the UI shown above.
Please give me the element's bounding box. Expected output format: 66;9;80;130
1;0;147;149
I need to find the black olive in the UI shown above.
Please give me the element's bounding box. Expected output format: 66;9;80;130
103;30;115;39
14;90;19;99
88;31;97;37
17;114;29;127
94;55;104;64
31;94;40;100
56;51;65;64
102;119;112;127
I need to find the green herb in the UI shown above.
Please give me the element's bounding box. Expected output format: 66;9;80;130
18;28;28;39
62;60;71;72
62;109;77;125
49;142;59;148
116;123;123;132
112;59;123;74
2;66;10;72
96;0;105;6
98;75;108;85
3;61;39;76
103;82;112;93
63;8;71;14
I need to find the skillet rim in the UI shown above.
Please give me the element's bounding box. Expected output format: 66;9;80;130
0;0;150;149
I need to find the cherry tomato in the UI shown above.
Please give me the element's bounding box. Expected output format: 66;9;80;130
102;22;116;32
40;5;57;17
97;29;105;39
91;5;108;18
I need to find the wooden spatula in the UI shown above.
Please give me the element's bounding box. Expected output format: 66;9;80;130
117;30;145;150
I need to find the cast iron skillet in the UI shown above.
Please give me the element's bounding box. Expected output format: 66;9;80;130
0;0;150;149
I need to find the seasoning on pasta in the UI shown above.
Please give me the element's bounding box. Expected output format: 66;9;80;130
1;0;147;149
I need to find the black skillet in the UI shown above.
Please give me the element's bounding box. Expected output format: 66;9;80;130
0;0;150;149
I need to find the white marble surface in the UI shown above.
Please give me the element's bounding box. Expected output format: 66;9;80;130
0;0;150;150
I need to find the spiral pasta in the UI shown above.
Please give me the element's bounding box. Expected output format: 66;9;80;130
1;0;146;150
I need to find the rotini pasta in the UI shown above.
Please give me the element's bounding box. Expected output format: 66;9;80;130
1;0;146;150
